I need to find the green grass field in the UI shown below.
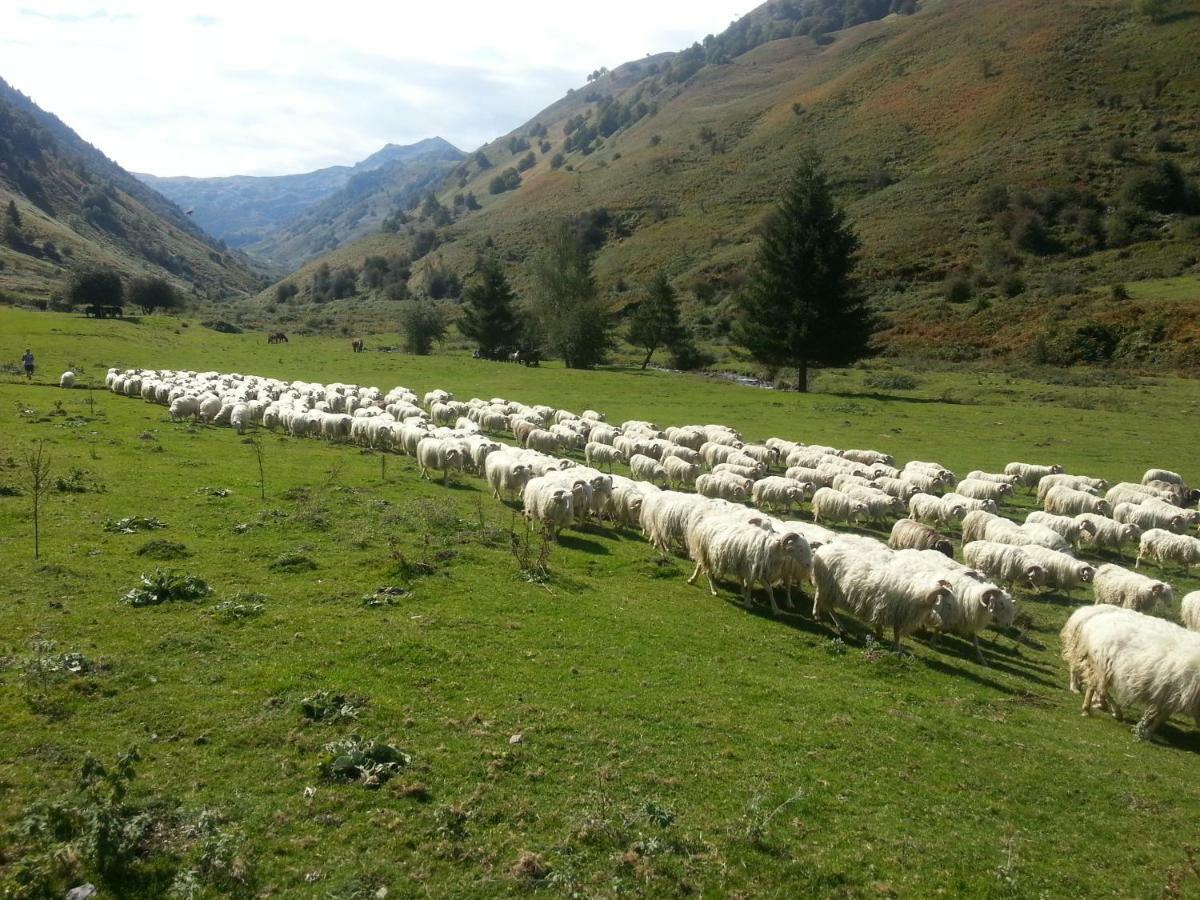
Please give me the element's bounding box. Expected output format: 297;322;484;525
3;308;1200;898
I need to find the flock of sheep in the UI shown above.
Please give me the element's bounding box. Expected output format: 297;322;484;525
88;365;1200;739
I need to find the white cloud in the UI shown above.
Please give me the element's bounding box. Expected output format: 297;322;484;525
2;0;743;176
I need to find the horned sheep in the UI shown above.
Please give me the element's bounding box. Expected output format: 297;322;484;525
1044;485;1110;517
888;519;953;557
962;541;1048;591
1092;563;1173;612
1137;529;1200;571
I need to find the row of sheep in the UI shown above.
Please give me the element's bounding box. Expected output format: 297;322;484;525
96;368;1200;715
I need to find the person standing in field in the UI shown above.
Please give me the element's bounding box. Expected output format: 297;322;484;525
22;348;35;380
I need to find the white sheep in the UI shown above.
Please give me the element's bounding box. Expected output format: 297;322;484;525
584;442;624;471
685;513;812;615
1092;563;1173;612
908;493;966;528
1019;544;1094;595
696;473;752;503
1143;468;1185;487
1076;514;1141;554
230;403;249;435
59;371;76;388
811;488;868;526
1114;501;1189;534
416;437;464;485
1137;529;1200;572
898;549;1014;664
1005;462;1063;488
751;476;812;513
940;492;999;515
522;477;574;539
639;490;710;553
630;453;668;485
962;541;1048;592
955;478;1014;504
1044;485;1110;517
1025;511;1094;547
841;448;894;467
1182;592;1200;632
873;476;919;501
711;463;764;482
811;539;952;651
169;396;199;422
1036;474;1102;502
887;519;953;557
1105;482;1164;508
662;455;701;488
965;470;1019;487
661;444;701;465
1063;606;1200;736
841;484;905;523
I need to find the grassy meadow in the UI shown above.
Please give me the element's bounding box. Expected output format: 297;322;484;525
3;307;1200;898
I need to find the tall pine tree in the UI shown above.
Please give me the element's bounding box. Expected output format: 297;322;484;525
529;220;612;369
735;154;871;392
627;272;687;369
459;256;519;357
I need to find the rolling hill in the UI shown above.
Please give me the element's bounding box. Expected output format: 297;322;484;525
138;137;466;267
0;77;265;304
259;0;1200;372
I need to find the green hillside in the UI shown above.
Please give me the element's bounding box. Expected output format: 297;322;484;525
258;0;1200;372
0;78;266;305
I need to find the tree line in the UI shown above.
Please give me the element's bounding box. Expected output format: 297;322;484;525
59;267;184;315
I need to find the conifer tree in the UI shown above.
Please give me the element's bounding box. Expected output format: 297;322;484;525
735;154;871;391
627;272;687;369
459;256;519;356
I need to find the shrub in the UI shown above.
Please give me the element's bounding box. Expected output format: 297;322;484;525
1120;160;1196;213
944;273;973;302
300;690;363;724
136;539;191;560
319;734;410;788
1111;283;1131;300
120;569;212;606
269;552;317;572
103;516;167;533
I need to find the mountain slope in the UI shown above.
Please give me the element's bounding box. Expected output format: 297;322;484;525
263;0;1200;370
137;137;464;259
0;77;264;303
245;140;465;270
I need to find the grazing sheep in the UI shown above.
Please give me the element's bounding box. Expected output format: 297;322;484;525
696;473;752;503
711;463;765;482
685;513;812;615
831;473;874;493
1019;544;1094;595
416;437;464;485
423;389;452;408
1137;529;1200;572
1036;474;1103;503
1025;511;1095;547
1106;482;1173;508
909;493;966;528
903;460;956;485
59;371;76;388
1005;462;1063;488
782;521;838;551
960;510;1008;546
811;488;868;526
662;455;701;488
1063;606;1200;736
1044;485;1110;517
661;444;701;465
739;444;777;467
842;449;894;467
941;493;999;515
955;478;1014;504
751;476;812;513
630;454;668;485
1114;501;1189;534
169;396;199;422
605;476;658;527
230;403;249;435
888;519;953;557
584;442;624;471
841;485;906;524
873;476;920;501
1182;592;1200;632
965;470;1019;487
811;540;952;651
640;490;712;553
1145;480;1197;508
1076;514;1141;555
522;477;575;539
786;465;836;488
1143;468;1185;487
899;549;1014;664
1092;563;1173;612
962;541;1048;592
523;429;561;454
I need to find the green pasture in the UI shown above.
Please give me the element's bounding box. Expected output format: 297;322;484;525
2;307;1200;897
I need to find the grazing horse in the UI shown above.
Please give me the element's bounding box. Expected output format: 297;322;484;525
351;338;365;353
510;349;541;367
267;332;289;344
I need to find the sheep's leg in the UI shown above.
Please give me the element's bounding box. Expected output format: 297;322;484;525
892;626;903;653
442;470;449;486
972;635;987;666
741;579;752;607
1081;685;1095;716
419;465;428;480
1134;552;1143;569
766;585;781;616
1136;707;1165;739
709;574;721;599
686;564;701;586
785;583;795;610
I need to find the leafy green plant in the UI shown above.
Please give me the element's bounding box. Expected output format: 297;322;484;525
211;593;267;623
318;735;409;788
300;691;364;724
120;570;211;606
136;539;191;560
104;515;167;533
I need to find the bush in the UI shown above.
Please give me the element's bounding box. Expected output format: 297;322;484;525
488;168;521;195
1120;160;1197;213
136;539;191;560
864;372;920;390
944;273;973;302
319;734;410;788
200;320;242;333
120;569;212;606
1111;283;1131;300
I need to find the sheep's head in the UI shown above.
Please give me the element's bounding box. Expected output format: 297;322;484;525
934;539;954;558
1026;565;1048;589
1077;518;1098;537
985;589;1016;628
999;483;1014;496
948;505;968;522
1096;500;1112;516
1051;465;1065;474
1078;565;1096;584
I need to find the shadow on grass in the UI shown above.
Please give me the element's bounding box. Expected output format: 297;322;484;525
821;390;965;406
557;533;611;555
925;634;1059;689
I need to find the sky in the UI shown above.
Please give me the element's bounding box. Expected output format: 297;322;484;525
1;1;744;178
